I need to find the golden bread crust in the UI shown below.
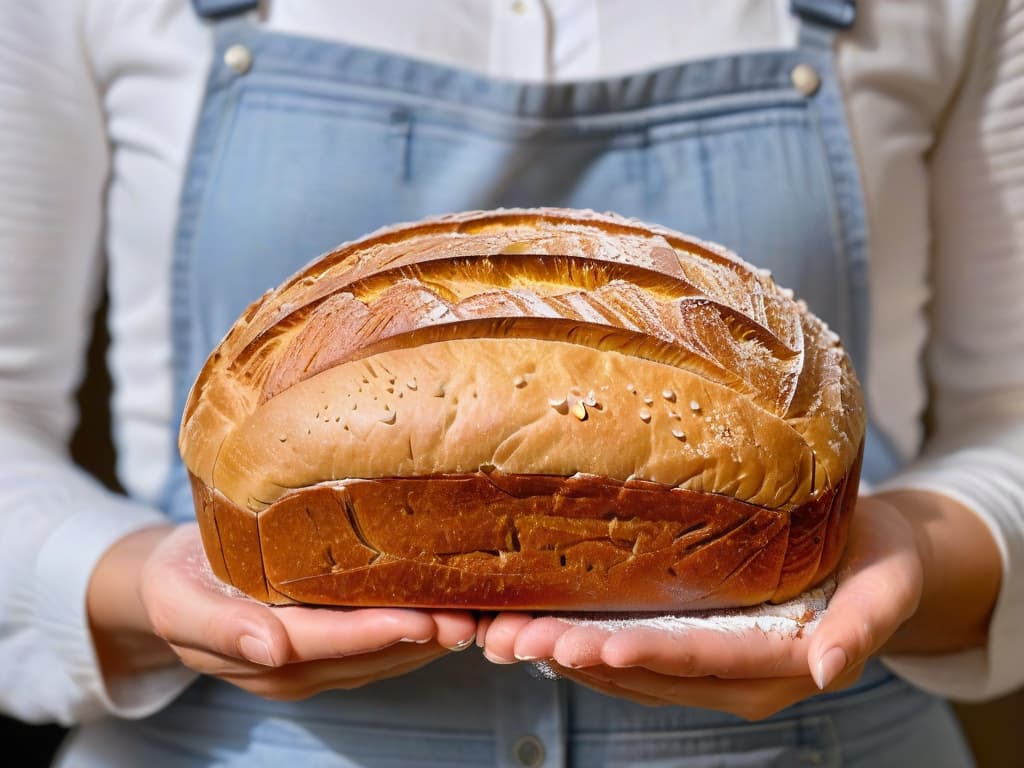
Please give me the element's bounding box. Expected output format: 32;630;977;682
179;207;865;609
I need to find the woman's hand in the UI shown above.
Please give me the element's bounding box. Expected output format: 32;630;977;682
88;523;476;701
481;492;1000;720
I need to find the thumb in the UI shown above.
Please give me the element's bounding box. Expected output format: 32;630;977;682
140;523;291;667
807;498;923;689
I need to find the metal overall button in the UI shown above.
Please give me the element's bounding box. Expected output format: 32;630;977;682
791;63;821;96
224;43;253;75
513;734;545;767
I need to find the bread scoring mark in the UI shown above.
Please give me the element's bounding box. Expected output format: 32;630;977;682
206;493;233;587
302;505;339;571
349;254;694;304
340;494;383;566
687;519;789;604
271;315;755;407
252;518;272;601
252;285;804;441
227;250;802;403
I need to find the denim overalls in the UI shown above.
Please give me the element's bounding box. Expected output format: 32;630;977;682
56;1;978;765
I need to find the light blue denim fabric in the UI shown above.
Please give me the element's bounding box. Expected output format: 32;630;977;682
56;2;976;766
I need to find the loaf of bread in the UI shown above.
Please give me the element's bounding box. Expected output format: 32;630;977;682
179;208;864;611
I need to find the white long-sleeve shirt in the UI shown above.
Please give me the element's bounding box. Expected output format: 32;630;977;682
1;0;1023;725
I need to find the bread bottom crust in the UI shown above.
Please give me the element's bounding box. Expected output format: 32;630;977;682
189;447;860;611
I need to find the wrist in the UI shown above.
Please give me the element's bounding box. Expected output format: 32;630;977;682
873;489;1000;656
87;524;179;678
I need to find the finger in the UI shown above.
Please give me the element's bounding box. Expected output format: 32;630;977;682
144;525;439;666
562;664;810;716
182;642;449;701
807;501;923;689
551;625;613;668
141;524;292;667
600;626;811;679
508;616;575;661
260;644;448;700
480;612;534;663
554;662;866;720
243;647;452;700
251;645;448;700
273;605;437;660
430;610;479;650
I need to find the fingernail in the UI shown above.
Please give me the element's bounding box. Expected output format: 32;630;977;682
400;636;432;644
514;653;539;661
238;635;274;666
448;636;476;652
483;649;517;665
814;647;848;690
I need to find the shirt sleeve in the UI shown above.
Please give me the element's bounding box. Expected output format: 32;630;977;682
878;0;1024;702
0;1;194;725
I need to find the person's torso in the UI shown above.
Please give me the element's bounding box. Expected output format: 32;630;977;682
51;3;983;766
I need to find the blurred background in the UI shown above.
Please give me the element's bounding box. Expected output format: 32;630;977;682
4;288;1019;768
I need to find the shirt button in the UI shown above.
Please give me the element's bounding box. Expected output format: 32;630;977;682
791;63;821;96
513;734;545;767
511;0;527;14
224;44;253;75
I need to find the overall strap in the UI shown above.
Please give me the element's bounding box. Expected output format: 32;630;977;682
192;0;258;19
791;0;856;29
791;0;856;49
791;0;900;484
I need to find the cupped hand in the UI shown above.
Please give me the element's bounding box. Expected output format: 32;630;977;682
481;495;924;720
138;523;477;700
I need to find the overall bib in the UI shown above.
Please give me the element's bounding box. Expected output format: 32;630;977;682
57;1;977;765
